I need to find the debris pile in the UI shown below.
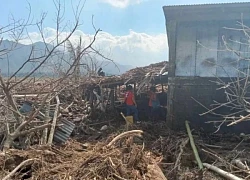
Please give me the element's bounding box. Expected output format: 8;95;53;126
2;61;250;180
121;61;168;78
81;61;168;86
1;122;250;179
0;130;168;180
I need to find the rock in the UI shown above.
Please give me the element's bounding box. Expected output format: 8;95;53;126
100;125;108;131
73;117;81;122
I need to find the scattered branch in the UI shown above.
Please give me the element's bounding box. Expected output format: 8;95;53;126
203;163;244;180
174;138;189;171
107;130;143;148
2;158;37;180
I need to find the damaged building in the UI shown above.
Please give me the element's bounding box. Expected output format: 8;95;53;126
163;2;250;133
82;61;169;121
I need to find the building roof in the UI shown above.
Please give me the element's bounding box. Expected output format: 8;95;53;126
163;2;250;22
121;61;168;78
163;2;250;8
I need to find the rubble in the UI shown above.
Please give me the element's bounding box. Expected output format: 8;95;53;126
1;62;250;179
0;128;163;180
80;61;168;86
1;122;250;179
121;61;168;78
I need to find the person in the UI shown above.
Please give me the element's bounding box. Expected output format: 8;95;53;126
97;68;105;76
124;85;139;123
148;86;160;120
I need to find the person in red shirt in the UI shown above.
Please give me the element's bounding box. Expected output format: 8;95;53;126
124;85;139;122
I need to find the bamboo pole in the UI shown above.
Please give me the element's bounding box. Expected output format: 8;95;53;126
185;120;203;169
203;163;243;180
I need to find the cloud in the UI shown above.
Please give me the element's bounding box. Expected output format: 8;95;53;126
18;27;168;67
100;0;144;8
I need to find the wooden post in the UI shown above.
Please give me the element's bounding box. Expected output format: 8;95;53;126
165;20;177;127
118;85;121;97
114;86;117;101
84;89;88;101
134;83;136;96
41;93;51;145
110;87;115;109
89;88;94;109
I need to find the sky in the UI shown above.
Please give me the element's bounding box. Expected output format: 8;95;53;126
1;0;249;67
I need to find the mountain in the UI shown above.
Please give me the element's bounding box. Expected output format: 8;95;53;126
0;40;133;77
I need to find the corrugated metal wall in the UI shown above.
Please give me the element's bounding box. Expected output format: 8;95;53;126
175;20;250;77
53;118;75;144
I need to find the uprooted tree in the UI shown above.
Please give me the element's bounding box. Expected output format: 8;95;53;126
0;0;113;150
194;20;250;132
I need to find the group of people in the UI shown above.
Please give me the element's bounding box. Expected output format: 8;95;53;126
123;85;160;123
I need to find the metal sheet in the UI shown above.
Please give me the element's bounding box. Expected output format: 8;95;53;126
53;119;75;144
175;22;196;76
196;21;218;77
217;21;241;77
19;101;32;113
164;2;250;7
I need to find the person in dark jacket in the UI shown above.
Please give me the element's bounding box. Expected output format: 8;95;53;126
97;68;105;76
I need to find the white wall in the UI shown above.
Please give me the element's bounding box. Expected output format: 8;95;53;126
175;20;250;77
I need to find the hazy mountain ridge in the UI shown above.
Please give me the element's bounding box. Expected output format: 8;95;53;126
0;40;133;77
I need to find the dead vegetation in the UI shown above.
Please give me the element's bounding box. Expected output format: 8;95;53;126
80;61;168;87
1;1;250;180
2;121;250;180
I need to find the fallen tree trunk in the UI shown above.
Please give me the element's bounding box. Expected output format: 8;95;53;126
203;163;244;180
3;124;51;150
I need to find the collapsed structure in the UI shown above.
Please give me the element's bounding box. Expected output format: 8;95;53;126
82;61;169;121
